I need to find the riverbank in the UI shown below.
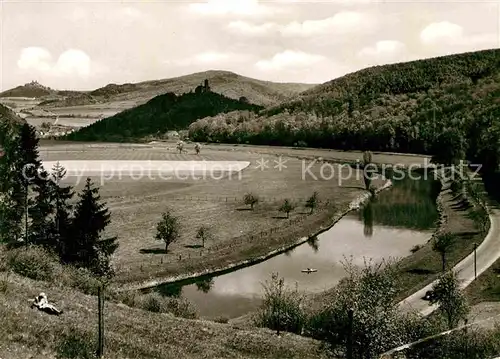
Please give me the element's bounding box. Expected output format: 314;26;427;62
292;169;490;313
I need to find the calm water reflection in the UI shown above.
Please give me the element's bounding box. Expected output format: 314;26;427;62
153;174;439;319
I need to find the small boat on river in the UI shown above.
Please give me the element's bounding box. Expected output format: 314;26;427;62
301;268;317;273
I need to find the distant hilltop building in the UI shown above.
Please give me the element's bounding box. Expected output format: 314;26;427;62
195;79;211;94
25;80;51;91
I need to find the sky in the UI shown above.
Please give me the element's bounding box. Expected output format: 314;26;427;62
1;0;499;91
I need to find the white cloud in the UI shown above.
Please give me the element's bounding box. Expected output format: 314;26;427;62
255;50;326;71
420;21;498;50
189;0;273;16
227;12;374;38
227;21;277;36
17;47;93;78
281;12;373;37
54;49;91;77
420;21;463;45
359;40;406;57
17;47;52;72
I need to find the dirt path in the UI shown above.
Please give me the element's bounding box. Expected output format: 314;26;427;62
399;206;500;315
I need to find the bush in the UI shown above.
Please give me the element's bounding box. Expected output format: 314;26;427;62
55;327;95;359
59;266;101;296
450;179;464;194
410;244;423;253
7;246;57;281
0;275;8;293
255;273;306;335
214;316;229;324
140;293;163;313
305;259;431;358
165;297;198;319
134;292;199;319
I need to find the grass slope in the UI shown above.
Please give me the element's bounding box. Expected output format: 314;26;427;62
65;91;262;142
0;271;328;359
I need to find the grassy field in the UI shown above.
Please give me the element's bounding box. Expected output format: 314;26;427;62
39;142;388;289
0;271;329;359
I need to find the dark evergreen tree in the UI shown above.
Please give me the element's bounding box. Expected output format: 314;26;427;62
69;178;117;277
29;170;56;247
14;124;42;243
0;121;22;243
49;163;74;256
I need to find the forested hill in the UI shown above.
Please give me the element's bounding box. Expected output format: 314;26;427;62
65;91;262;142
0;104;26;126
189;48;500;172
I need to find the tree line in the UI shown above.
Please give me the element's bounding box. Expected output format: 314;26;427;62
0;121;117;277
188;49;500;174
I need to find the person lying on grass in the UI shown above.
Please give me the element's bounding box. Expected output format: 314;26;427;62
31;292;63;315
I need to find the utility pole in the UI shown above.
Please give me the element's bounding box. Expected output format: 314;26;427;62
347;309;353;359
24;182;28;247
97;284;105;358
474;242;477;280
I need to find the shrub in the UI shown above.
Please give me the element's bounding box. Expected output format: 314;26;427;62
59;266;101;296
165;297;198;319
214;316;229;324
7;246;57;281
141;293;164;313
0;276;8;293
305;259;431;358
255;273;306;335
410;244;422;253
55;327;95;359
134;292;198;319
450;179;464;194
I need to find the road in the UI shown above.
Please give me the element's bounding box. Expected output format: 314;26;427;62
398;206;500;316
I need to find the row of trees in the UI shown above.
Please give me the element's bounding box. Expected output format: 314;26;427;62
154;192;321;253
0;121;117;277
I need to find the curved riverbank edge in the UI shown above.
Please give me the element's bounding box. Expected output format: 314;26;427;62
114;178;394;293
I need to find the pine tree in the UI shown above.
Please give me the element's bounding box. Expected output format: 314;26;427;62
50;163;74;257
13;124;42;243
0;121;23;243
29;169;55;247
70;178;117;277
